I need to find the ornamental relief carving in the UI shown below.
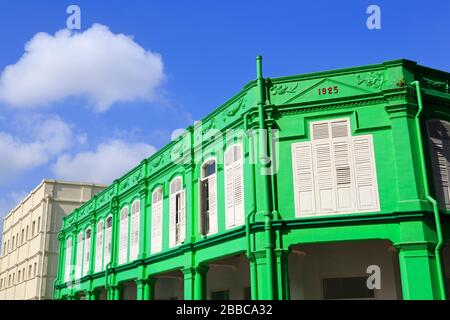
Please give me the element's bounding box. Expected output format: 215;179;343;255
357;72;385;89
270;82;298;95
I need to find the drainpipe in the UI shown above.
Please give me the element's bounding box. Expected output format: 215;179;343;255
244;112;258;299
411;80;446;300
256;55;275;299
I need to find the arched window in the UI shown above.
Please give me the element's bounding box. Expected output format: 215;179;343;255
75;232;83;279
130;199;140;260
200;159;217;235
428;119;450;209
95;220;104;272
83;229;91;276
151;188;163;254
64;237;72;282
224;144;245;229
169;177;185;247
118;207;129;264
104;216;113;267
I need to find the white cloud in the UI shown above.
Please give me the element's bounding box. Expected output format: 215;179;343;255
0;24;165;111
53;140;156;184
0;115;73;181
171;128;185;140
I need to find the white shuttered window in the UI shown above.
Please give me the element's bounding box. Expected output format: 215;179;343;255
151;188;163;254
200;159;218;236
225;144;245;229
95;221;104;272
64;238;72;282
75;232;83;279
292;118;379;217
428;119;450;209
83;229;91;276
170;177;186;247
130;200;140;260
118;207;128;264
104;217;112;267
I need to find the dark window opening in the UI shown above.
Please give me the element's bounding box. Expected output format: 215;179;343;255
323;277;374;300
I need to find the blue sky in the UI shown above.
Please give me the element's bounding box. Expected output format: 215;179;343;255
0;0;449;224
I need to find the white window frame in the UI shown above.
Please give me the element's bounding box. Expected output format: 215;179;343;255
169;176;185;247
151;187;163;254
292;118;380;217
104;216;113;268
118;206;129;265
75;231;83;279
64;237;72;282
129;199;140;260
83;228;92;277
199;158;218;236
224;144;245;229
95;220;104;272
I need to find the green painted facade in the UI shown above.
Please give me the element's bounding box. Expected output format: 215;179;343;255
55;57;450;300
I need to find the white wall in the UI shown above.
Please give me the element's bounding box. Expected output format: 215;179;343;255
288;240;401;300
206;254;250;300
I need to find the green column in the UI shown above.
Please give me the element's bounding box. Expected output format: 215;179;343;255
86;290;98;300
146;278;157;300
138;179;149;259
254;250;277;300
89;217;97;275
397;242;443;299
275;249;290;300
112;284;124;300
249;257;258;300
194;266;209;300
385;104;428;211
183;267;195;300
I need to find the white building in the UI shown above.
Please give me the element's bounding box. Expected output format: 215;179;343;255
0;180;106;300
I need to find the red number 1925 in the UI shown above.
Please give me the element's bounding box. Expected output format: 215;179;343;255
318;86;339;95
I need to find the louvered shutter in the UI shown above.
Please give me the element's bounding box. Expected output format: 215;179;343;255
169;194;176;247
208;174;218;234
428;120;450;209
95;223;103;272
64;238;72;282
292;142;315;216
104;224;111;267
352;136;379;211
314;142;335;213
129;203;139;261
151;198;162;254
179;190;186;242
118;209;128;264
333;141;353;212
83;233;91;276
233;157;245;226
75;233;83;279
224;150;235;228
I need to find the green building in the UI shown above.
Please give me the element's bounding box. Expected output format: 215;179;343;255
54;57;450;300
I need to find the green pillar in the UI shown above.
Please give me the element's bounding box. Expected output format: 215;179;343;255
146;278;157;300
254;250;277;300
275;249;290;300
397;242;443;299
385;104;427;211
183;267;195;300
86;290;98;300
138;179;149;260
194;266;208;300
89;217;97;275
249;257;258;300
136;278;155;300
112;284;124;300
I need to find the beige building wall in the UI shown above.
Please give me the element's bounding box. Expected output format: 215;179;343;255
0;180;106;300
